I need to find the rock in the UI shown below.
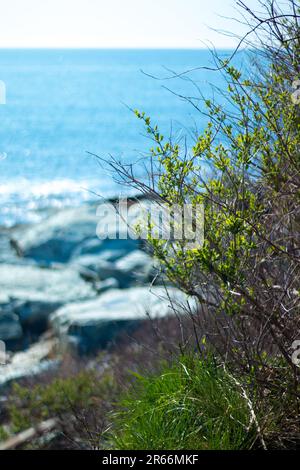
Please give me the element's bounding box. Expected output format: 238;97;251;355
0;229;20;263
10;202;143;264
71;237;139;261
114;250;155;284
72;249;155;288
0;264;96;337
0;339;59;387
0;311;23;344
10;204;100;263
94;277;120;294
0;264;96;304
72;256;121;282
50;286;196;354
13;300;62;336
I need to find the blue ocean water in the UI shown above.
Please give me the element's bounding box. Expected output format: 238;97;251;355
0;49;232;226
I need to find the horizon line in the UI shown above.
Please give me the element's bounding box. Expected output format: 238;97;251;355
0;46;240;51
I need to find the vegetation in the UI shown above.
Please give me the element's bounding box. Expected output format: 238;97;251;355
101;0;300;449
1;0;299;450
111;354;260;450
5;367;116;449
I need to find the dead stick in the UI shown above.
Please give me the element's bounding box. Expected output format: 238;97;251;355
0;418;57;450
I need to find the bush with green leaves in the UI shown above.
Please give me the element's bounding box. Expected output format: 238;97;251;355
104;0;300;446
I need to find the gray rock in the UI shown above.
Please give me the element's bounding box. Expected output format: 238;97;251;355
72;249;155;288
114;250;155;284
0;339;59;387
72;256;121;282
94;277;120;294
0;264;96;335
50;286;196;354
13;300;62;335
10;202;142;264
72;237;139;261
0;264;96;304
10;204;100;263
0;229;20;263
0;311;23;343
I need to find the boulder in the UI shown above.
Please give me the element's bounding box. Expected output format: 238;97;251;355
0;229;20;263
0;264;96;336
0;311;23;344
10;202;143;264
72;249;155;288
71;237;139;261
72;256;123;283
94;277;120;294
0;264;96;304
0;339;58;387
50;286;196;354
10;205;100;263
114;250;155;284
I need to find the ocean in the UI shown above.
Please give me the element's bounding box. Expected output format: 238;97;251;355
0;48;233;226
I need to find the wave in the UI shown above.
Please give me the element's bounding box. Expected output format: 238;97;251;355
0;178;117;227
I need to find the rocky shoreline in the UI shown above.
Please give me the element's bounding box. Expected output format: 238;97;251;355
0;200;194;386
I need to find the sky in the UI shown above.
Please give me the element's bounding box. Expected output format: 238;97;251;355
0;0;261;49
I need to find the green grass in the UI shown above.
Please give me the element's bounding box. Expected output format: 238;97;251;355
110;355;258;450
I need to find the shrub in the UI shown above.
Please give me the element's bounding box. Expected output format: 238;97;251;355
102;0;300;446
7;369;116;449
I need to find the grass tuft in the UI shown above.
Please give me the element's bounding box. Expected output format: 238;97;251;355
110;354;259;450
